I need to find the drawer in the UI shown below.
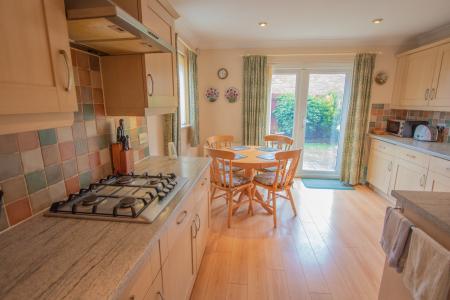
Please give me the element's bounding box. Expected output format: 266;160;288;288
371;139;397;155
193;168;210;206
167;193;196;250
159;229;169;265
119;243;160;300
396;146;430;168
429;156;450;177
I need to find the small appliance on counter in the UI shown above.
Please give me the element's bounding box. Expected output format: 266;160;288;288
413;125;438;142
386;119;428;137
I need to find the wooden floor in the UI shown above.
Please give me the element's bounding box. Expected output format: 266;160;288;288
190;180;388;300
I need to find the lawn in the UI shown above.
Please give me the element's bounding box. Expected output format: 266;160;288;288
302;142;338;171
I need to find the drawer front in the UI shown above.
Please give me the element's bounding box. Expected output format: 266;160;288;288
193;168;210;206
119;251;154;300
167;193;195;250
429;156;450;177
371;139;396;155
396;146;430;167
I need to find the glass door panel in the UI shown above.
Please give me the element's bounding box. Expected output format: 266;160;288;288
269;73;297;137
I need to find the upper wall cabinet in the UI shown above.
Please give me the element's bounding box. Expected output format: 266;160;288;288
101;0;179;116
392;39;450;111
0;0;77;134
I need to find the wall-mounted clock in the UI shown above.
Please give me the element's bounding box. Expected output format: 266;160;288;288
217;68;228;79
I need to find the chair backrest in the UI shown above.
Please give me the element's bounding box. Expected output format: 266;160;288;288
272;149;301;188
264;134;294;150
206;135;234;149
207;148;237;189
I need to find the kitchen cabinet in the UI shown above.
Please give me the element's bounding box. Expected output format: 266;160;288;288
391;159;427;191
392;39;450;111
193;189;210;271
0;0;77;134
425;156;450;192
367;148;395;195
100;0;178;116
144;271;164;300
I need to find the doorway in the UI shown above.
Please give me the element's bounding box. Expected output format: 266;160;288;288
268;68;352;178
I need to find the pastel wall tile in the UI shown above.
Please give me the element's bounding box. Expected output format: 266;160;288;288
78;68;91;86
0;205;8;231
94;104;105;117
5;197;32;225
85;120;98;137
38;129;57;146
65;176;80;195
45;164;63;185
79;86;92;103
92;88;104;103
91;167;102;182
0;153;23;181
83;104;95;121
98;135;110;150
17;131;39;152
48;181;67;202
91;71;102;88
76;154;90;173
88;136;99;152
99;148;111;165
74;139;88;156
29;189;51;213
25;170;47;194
89;55;100;71
89;152;100;169
1;176;27;204
76;51;89;69
41;144;61;166
62;159;78;179
59;141;76;161
57;127;73;143
72;122;87;140
0;134;18;154
79;171;92;189
21;148;44;173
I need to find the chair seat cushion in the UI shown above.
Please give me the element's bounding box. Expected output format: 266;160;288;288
221;175;250;187
254;172;280;186
222;165;243;172
260;166;277;172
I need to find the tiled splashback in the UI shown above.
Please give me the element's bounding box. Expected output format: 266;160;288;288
369;103;450;142
0;49;150;232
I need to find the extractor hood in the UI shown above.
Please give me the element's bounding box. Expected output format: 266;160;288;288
65;0;174;55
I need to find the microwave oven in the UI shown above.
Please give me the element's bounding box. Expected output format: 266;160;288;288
386;120;428;137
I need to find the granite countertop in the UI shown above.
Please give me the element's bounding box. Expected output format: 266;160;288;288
0;156;210;300
392;190;450;235
370;134;450;160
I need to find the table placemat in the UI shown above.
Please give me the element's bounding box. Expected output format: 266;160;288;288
257;154;275;160
227;146;250;151
257;147;278;152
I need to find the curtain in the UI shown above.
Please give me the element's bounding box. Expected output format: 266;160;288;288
341;53;376;185
243;55;268;145
188;50;200;147
163;112;180;155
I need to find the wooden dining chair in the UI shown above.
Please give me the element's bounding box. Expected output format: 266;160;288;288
264;134;294;150
207;148;254;228
251;149;301;227
206;135;234;149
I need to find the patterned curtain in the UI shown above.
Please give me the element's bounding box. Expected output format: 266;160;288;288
243;55;268;145
341;53;376;185
188;50;200;147
163;112;180;155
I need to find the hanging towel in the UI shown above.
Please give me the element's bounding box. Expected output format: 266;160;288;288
402;228;450;300
380;207;413;272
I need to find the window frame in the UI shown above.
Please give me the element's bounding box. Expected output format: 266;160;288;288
177;51;190;127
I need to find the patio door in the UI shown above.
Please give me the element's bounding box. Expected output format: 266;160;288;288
268;69;352;178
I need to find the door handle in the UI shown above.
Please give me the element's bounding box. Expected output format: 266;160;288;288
424;88;430;101
176;210;187;225
157;291;164;300
191;220;198;238
195;214;201;231
59;49;72;92
430;88;436;100
147;73;154;96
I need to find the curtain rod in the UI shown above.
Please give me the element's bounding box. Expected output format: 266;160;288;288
241;51;382;57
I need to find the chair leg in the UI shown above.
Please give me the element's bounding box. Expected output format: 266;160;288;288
210;186;216;203
227;192;233;228
286;188;297;216
272;191;277;228
247;186;254;216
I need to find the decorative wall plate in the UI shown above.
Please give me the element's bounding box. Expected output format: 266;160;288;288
217;68;228;79
225;87;239;103
205;87;219;102
374;72;388;85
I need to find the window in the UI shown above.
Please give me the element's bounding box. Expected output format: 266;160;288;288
178;53;189;126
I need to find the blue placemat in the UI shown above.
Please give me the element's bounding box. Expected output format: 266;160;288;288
257;146;278;152
234;154;248;160
227;145;250;151
257;154;275;160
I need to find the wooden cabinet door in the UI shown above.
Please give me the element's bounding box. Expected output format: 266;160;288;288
367;149;393;194
431;43;450;108
163;215;195;300
392;159;427;191
0;0;76;115
400;47;439;107
144;271;164;300
194;190;210;271
425;171;450;192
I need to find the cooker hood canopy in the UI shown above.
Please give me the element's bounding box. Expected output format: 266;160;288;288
65;0;174;55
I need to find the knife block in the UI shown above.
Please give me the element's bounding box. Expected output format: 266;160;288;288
111;143;134;174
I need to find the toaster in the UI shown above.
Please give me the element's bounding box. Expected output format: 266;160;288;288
413;125;438;142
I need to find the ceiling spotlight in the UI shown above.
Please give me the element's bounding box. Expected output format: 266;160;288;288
258;22;268;27
372;18;383;24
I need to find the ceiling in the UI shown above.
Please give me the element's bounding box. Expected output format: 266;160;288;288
169;0;450;49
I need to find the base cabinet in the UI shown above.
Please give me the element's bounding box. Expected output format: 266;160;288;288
425;171;450;192
391;159;427;191
145;271;164;300
367;149;394;194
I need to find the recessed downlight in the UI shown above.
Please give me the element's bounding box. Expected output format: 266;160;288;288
372;18;383;24
258;22;268;27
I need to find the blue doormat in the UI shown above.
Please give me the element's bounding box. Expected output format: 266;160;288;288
301;178;354;190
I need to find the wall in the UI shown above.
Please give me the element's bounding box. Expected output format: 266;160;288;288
0;49;150;233
197;46;398;151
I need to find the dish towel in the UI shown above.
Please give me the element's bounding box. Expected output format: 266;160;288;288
402;228;450;300
380;207;413;272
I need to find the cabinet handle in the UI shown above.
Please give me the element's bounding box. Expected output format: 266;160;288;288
176;210;187;225
387;161;392;172
419;174;426;187
147;73;154;96
430;88;436;100
59;49;72;92
195;213;201;231
157;291;164;300
129;296;135;300
424;88;430;101
405;153;416;159
192;220;198;238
